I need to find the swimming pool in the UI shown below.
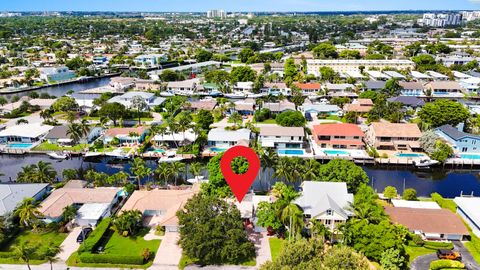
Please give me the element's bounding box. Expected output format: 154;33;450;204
8;143;34;149
210;147;227;153
395;153;424;158
323;150;349;156
149;149;165;153
460;154;480;160
278;149;305;155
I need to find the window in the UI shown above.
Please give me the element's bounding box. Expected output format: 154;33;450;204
325;220;332;225
326;209;333;216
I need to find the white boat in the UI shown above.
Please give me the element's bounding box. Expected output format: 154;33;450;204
414;159;439;168
47;152;68;160
225;92;247;99
159;91;175;97
158;156;185;163
246;92;265;98
187;176;209;184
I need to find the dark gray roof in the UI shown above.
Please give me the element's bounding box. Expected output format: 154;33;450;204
45;125;69;139
387;96;425;107
364;81;386;90
436;124;480;141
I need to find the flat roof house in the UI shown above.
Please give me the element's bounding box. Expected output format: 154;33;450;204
425;81;465;98
324;83;357;98
295;181;353;231
385;206;469;241
0;123;53;144
261;82;291;96
306;59;415;75
207;128;251;149
436;124;480;154
166;79;199;92
107;91;166;109
0;183;50;216
301;104;341;116
259;125;305;150
39;66;76;82
366;122;422;152
120;185;199;232
454;197;480;238
312;123;365;150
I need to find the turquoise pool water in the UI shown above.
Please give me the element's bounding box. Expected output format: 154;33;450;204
278;149;304;155
150;149;165;153
395;153;424;158
460;154;480;160
210;147;227;153
323;150;349;156
8;143;34;149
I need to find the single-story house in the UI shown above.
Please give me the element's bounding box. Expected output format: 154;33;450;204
366;122;423;151
40;185;123;225
120;185;199;232
258;125;305;150
295;181;354;231
312;123;365;149
454;197;480;238
0;183;50;216
436;124;480;154
103;126;148;145
262;100;296;114
234;82;254;92
166;78;200;93
207;128;251;149
324;83;357;97
0;98;56;114
107;91;166;109
425;81;465;98
363;80;386;91
45;125;85;145
385;206;469;241
261;82;291;96
344;99;374;113
188;99;217;111
295;83;322;95
301;104;341;117
152;130;197;148
234;99;256;115
0;123;53;144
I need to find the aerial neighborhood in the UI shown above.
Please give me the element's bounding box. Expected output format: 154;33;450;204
0;7;479;270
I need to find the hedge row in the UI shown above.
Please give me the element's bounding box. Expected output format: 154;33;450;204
424;241;454;250
0;252;15;259
77;218;111;254
430;259;465;270
79;252;144;265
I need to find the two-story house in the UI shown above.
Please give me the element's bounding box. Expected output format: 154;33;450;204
295;181;353;231
436;124;480;154
259;125;305;150
207;128;252;149
366;122;423;152
312;123;365;149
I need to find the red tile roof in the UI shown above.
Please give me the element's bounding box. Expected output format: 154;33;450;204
294;83;321;90
312;123;365;137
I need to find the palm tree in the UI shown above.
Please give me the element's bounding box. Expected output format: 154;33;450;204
170;161;186;186
14;198;43;229
260;148;278;189
13;242;37;270
39;109;52;121
229;112;243;128
155;162;173;186
131;96;148;125
35;161;57;184
79;119;91;138
177;112;193;141
61;205;77;224
280;203;304;242
302;159;320;181
130;157;152;189
16;165;36;183
189;162;203;178
43;245;61;270
67;123;83;145
288;158;304;183
274;157;292;183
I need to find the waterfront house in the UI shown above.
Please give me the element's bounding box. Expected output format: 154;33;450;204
107;91;166;109
40;185;122;226
366;122;422;151
45;125;81;145
103;126;148;145
0;123;53;144
344;99;374;113
312;123;365;149
152;130;197;148
258;125;305;150
134;54;167;67
262;100;296;114
435;124;480;153
324;83;357;98
0;183;50;216
294;181;354;231
120;185;199;232
261;82;291;96
166;78;199;93
398;81;425;97
454;197;480;238
187;99;217;111
207;128;251;149
39;66;75;82
234;99;256;115
459;77;480;94
0;98;56;115
425;81;464;98
109;77;135;91
301;104;341;118
233;82;254;92
385;206;469;241
306;59;415;75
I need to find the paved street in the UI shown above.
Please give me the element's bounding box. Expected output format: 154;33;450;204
453;241;480;270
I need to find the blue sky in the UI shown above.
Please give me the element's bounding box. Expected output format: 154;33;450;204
1;0;479;12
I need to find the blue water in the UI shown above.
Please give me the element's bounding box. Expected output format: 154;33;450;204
460;154;480;160
323;150;349;156
396;153;424;158
278;149;304;155
8;143;33;149
149;149;165;153
210;147;227;153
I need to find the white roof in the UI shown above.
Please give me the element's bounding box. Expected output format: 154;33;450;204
153;130;197;142
207;128;251;142
453;71;472;79
426;71;449;79
366;70;389;79
411;71;431;79
384;70;406;79
454;197;480;223
344;71;365;78
0;184;49;216
391;199;441;209
0;123;53;138
76;203;110;221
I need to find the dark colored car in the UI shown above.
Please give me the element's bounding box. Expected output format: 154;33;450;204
305;112;313;122
437;249;462;260
76;227;93;243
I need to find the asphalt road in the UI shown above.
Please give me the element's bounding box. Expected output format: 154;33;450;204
411;241;480;270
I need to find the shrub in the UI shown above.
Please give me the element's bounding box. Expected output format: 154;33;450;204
429;259;465;270
0;252;16;258
79;252;145;265
424;241;454;250
412;234;425;246
77;218;111;253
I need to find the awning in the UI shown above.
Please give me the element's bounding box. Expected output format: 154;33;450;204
261;141;275;147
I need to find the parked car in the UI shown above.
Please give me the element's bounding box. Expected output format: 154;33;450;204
305;112;313;122
436;249;462;261
76;227;93;243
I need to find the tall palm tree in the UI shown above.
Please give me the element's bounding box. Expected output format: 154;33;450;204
280;203;304;242
189;162;203;178
35;161;57;184
288;158;304;183
229;112;243;128
130;157;152;189
260;148;278;189
16;165;36;183
274;157;292;183
14;198;43;229
43;244;61;270
67;123;83;145
302;159;320;181
13;242;37;270
79;119;91;138
170;161;186;186
155;162;173;186
177;112;193;141
61;205;77;224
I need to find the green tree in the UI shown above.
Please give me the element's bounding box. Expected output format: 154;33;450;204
239;48;255;63
130;157;152;188
61;205;77;223
177;194;255;265
98;102;126;126
402;188;417;201
195;49;213;62
323;245;370;270
131;95;148;125
52;96;78;112
256;201;283;231
383;186;398;199
430;140;453;163
281;203;304;241
43;244;61;270
14;198;43;229
418;100;470;128
159;70;179;82
202;153;232;197
312;43;338;59
319;66;337;82
113;210;143;236
284;58;298;81
230;66;256;84
383;78;403;97
317;159;369;193
275;111;306;127
380;248;405;270
13;242;37;270
196;109;214;130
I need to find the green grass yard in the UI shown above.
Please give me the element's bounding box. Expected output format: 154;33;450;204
404;245;436;266
256;119;277;124
32;142;88;152
269;237;286;262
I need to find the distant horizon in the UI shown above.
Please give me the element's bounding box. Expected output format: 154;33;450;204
1;0;479;13
2;9;480;13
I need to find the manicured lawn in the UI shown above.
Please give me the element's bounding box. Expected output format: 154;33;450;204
0;230;67;264
420;197;457;213
404;245;436;266
256;119;277;124
178;253;255;269
269;237;286;261
32;142;88;152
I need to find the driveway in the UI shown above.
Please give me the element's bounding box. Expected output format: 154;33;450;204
453;241;480;270
252;232;271;267
57;226;82;261
410;253;437;270
150;232;182;269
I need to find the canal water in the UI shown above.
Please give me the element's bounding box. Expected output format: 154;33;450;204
1;154;479;198
0;77;111;100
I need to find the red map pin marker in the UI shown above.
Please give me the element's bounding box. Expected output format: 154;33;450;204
220;145;260;202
